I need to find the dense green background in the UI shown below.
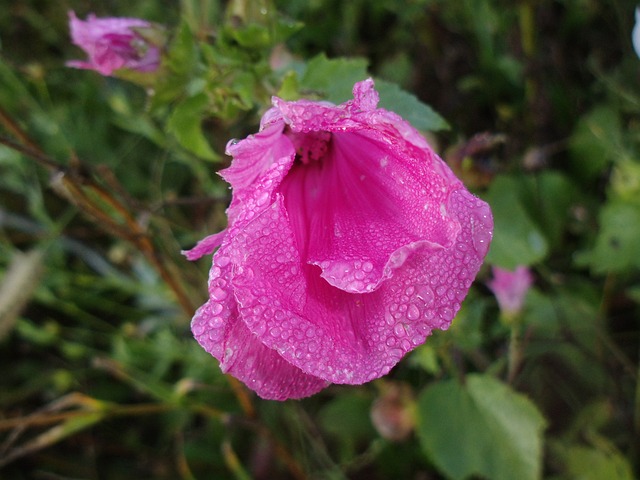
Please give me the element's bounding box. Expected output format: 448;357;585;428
1;1;639;478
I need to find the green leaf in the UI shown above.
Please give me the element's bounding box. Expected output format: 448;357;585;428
568;105;623;183
484;176;549;268
575;201;640;273
318;394;375;441
167;93;218;161
556;444;635;480
417;374;546;480
518;171;578;249
166;19;200;76
375;79;449;132
300;53;369;103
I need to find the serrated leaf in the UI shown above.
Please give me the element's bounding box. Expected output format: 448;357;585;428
417;374;546;480
300;53;368;103
375;79;449;132
167;93;218;161
484;176;548;269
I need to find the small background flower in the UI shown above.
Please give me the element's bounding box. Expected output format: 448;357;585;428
67;11;161;76
487;265;534;317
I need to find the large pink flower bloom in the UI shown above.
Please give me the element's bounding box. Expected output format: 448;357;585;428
184;79;493;400
67;11;161;76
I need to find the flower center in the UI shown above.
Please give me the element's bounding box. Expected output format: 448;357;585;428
286;129;332;165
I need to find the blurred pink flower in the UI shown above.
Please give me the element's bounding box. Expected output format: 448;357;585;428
633;7;640;58
487;266;534;316
184;79;493;400
67;11;161;76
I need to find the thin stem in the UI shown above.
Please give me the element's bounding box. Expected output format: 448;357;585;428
507;322;522;384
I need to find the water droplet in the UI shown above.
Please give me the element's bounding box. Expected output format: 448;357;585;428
256;191;270;206
214;255;230;267
407;303;420;320
270;327;281;337
393;323;407;337
192;322;205;336
224;347;233;361
211;303;223;315
415;285;434;306
470;208;493;256
211;287;228;301
253;322;266;335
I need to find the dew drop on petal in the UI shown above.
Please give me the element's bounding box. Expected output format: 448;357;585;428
211;287;228;301
211;303;223;315
415;285;434;306
407;303;420;321
214;255;230;267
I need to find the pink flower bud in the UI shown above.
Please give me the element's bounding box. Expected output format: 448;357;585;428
487;266;534;317
67;11;161;76
370;382;416;441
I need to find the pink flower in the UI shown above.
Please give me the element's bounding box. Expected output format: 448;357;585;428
67;11;161;76
487;266;534;316
184;79;493;400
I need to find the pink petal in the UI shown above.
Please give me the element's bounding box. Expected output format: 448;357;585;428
221;120;293;192
192;250;327;400
216;313;329;400
182;230;227;261
226;191;491;385
278;128;461;294
67;11;158;76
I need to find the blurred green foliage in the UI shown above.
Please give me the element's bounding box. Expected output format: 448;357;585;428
1;0;639;478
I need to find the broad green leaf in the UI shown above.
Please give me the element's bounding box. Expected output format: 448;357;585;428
518;171;578;249
568;105;624;183
558;444;634;480
575;201;640;273
167;93;218;161
408;343;440;374
300;53;368;103
484;176;548;268
318;394;375;442
417;374;546;480
375;79;449;132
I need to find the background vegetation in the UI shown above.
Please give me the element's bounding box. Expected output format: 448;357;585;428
0;0;639;478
